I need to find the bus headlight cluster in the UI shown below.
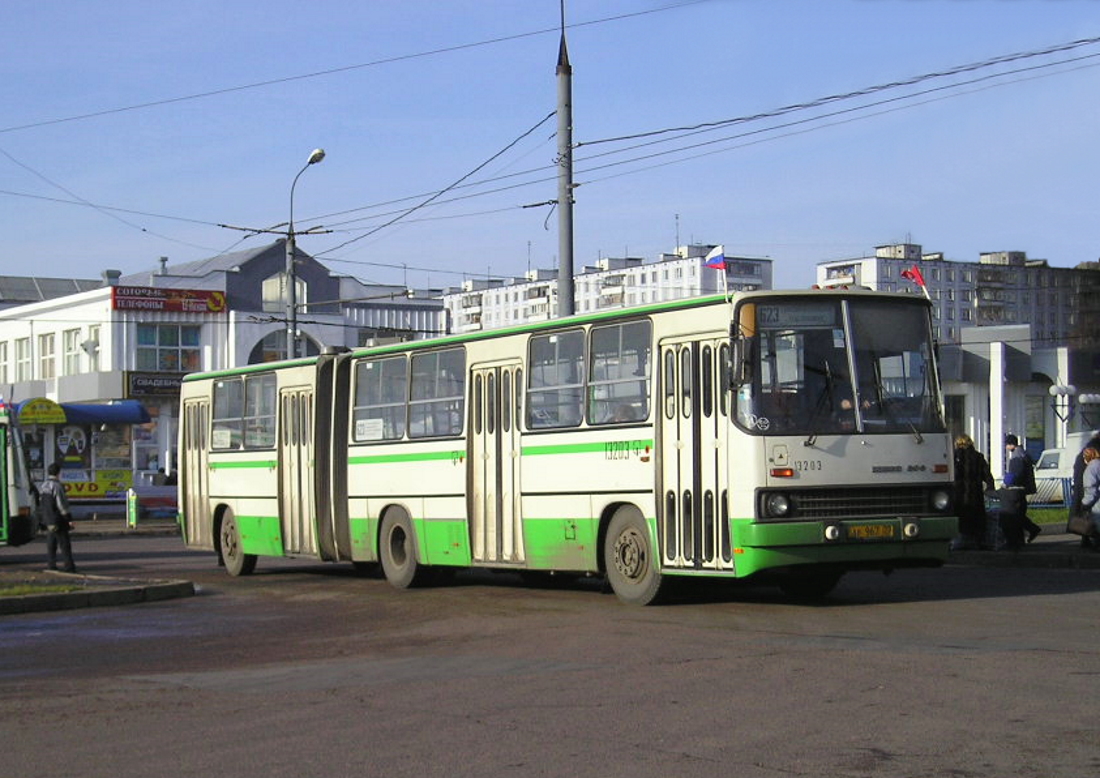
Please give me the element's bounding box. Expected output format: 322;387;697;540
930;490;951;512
764;493;791;518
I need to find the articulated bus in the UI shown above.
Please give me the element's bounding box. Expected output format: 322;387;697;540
178;289;956;604
0;398;38;548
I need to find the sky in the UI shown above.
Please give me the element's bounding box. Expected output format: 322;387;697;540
3;0;1100;293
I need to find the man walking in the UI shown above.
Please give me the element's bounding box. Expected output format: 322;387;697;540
1005;434;1042;544
38;462;77;573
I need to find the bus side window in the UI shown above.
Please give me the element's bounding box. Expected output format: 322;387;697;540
588;319;651;425
352;356;407;441
212;377;243;450
409;347;465;438
527;330;584;429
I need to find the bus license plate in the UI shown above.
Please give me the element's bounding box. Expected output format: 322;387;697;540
847;523;895;540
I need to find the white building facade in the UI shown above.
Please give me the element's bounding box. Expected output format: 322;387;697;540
0;241;445;504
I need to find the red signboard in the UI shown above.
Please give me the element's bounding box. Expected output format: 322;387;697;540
111;286;227;314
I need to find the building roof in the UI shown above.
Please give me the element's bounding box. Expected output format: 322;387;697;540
0;275;101;307
117;242;282;289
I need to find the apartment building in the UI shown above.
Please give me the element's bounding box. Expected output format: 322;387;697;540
444;245;773;334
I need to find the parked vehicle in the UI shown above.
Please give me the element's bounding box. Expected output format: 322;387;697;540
1033;432;1098;504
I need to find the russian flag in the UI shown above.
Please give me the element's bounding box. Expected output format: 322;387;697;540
704;244;726;269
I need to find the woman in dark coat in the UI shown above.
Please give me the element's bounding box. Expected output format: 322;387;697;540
953;434;995;549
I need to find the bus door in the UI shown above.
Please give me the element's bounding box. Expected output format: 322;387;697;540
278;387;318;556
181;398;211;548
469;361;525;565
658;337;734;571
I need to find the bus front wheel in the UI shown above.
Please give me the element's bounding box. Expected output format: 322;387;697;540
379;510;424;589
219;509;257;577
604;506;664;605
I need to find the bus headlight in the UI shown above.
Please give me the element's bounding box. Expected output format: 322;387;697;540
765;493;791;518
930;490;951;512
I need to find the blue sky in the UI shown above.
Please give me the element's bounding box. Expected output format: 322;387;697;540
3;0;1099;291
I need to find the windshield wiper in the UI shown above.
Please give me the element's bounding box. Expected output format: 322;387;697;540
804;360;834;447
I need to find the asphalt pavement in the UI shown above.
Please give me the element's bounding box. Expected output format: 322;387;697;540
3;515;1097;616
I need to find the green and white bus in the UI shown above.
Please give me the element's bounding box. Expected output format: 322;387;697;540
0;398;39;548
178;288;956;604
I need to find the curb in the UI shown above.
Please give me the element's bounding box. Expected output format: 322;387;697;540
0;573;196;615
947;530;1100;570
948;550;1100;570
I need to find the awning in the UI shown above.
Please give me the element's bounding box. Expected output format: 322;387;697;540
14;398;151;425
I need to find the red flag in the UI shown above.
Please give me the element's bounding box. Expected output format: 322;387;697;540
900;264;926;287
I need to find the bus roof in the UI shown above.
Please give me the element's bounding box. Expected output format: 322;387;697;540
183;287;928;383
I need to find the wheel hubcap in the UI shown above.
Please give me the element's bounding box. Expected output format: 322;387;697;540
613;528;646;580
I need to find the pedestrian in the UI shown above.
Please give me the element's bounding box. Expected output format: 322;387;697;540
38;462;77;573
1069;431;1100;549
952;434;995;549
1078;446;1100;550
1004;434;1042;543
996;470;1029;550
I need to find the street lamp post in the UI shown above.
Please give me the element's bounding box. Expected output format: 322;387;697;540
286;148;326;359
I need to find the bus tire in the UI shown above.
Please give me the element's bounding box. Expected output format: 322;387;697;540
379;509;424;589
778;570;843;599
219;509;257;577
604;506;663;605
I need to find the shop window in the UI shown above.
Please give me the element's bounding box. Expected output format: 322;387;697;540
87;326;101;371
63;329;81;376
262;272;306;314
38;333;56;380
15;337;31;382
137;324;201;372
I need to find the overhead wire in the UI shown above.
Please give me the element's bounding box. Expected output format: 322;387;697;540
306;46;1100;256
0;1;707;136
3;22;1098;283
315;111;556;257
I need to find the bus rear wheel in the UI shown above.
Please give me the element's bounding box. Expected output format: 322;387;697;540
604;506;663;605
219;509;256;577
379;510;424;589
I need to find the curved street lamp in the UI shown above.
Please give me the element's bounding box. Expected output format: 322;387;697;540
286;148;326;359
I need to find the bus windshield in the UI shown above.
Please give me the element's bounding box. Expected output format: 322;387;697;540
735;297;945;436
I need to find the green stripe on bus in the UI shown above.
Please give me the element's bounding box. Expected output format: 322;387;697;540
522;440;654;456
209;460;277;469
349;450;463;465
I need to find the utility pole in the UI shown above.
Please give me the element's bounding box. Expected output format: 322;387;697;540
556;3;575;317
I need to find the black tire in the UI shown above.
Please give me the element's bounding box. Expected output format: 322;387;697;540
778;570;843;599
604;506;664;605
379;510;424;589
219;509;257;577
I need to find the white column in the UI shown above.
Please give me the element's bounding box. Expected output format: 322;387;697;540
989;341;1006;478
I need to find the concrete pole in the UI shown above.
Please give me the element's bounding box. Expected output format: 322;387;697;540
556;29;575;317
